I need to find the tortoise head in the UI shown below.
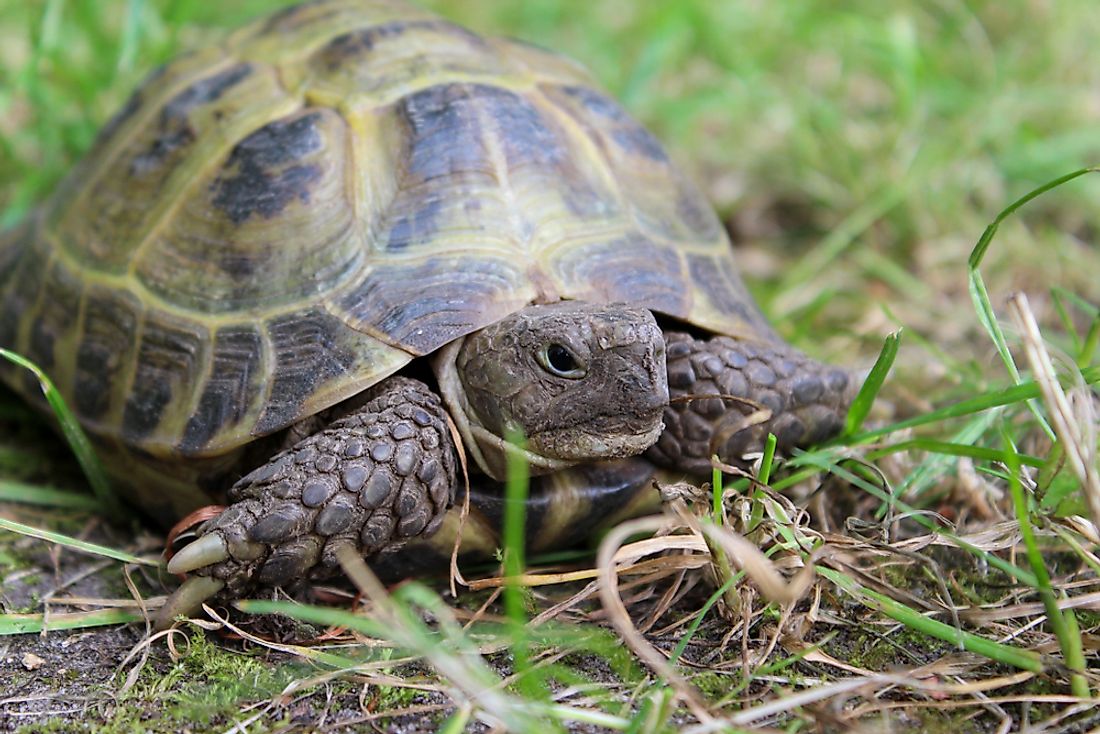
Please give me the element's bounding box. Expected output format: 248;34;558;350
435;301;668;480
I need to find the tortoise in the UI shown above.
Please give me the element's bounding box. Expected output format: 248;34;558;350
0;0;855;629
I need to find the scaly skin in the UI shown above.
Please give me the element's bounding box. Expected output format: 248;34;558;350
648;332;853;473
177;376;456;599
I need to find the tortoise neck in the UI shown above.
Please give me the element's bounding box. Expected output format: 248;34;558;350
432;335;573;481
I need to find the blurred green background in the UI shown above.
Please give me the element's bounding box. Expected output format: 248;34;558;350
1;0;1098;368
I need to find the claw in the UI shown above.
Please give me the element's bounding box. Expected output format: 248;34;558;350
167;533;229;575
155;575;226;630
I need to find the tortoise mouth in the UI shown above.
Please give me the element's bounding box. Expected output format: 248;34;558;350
526;404;666;462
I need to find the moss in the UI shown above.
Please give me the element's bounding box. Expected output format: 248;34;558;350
690;670;738;702
368;680;425;714
1073;609;1100;629
824;625;955;673
110;631;300;731
16;720;74;734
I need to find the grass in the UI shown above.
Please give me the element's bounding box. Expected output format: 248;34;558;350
1;0;1099;731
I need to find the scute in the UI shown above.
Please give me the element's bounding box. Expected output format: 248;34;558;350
130;63;255;178
0;0;770;466
551;234;690;318
134;107;358;313
210;111;326;225
180;326;265;454
256;307;410;436
0;225;48;383
73;288;142;424
50;52;289;272
338;254;530;354
305;18;504;104
28;259;84;374
122;312;209;444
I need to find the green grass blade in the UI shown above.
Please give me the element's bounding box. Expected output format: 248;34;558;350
1049;287;1100;320
1083;319;1100;369
115;0;144;75
849;366;1100;443
240;599;453;655
893;411;997;500
746;433;777;533
502;429;549;703
865;439;1044;468
0;479;103;511
843;329;899;437
0;608;144;635
503;430;530;625
967;168;1100;270
969;267;1054;441
966;169;1100;442
625;687;674;734
668;575;737;665
1002;434;1090;696
818;566;1043;673
1050;290;1083;356
437;706;472;734
0;517;155;566
710;461;722;521
758;432;777;485
1049;287;1100;367
968;268;1023;383
0;348;122;517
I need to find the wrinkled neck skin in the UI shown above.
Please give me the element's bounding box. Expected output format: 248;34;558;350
435;336;571;480
433;301;669;481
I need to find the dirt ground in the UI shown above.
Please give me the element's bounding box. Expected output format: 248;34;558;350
0;517;722;733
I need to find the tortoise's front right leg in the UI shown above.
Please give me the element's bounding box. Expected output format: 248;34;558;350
157;376;457;629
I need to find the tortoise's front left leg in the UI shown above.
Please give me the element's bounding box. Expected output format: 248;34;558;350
157;376;457;629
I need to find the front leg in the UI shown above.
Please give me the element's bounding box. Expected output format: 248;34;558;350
647;333;855;475
157;376;457;628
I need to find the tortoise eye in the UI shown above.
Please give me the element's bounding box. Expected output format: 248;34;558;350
538;343;587;379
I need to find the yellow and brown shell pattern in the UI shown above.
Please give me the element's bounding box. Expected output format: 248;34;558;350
0;1;774;496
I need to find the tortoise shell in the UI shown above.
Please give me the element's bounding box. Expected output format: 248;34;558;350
0;0;773;466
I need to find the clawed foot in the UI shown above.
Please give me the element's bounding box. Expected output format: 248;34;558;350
155;377;457;629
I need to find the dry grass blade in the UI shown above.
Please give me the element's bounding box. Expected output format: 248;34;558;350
333;546;556;732
721;673;926;728
671;501;816;606
1008;293;1100;531
960;590;1100;624
467;535;709;590
595;515;716;725
442;408;472;597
